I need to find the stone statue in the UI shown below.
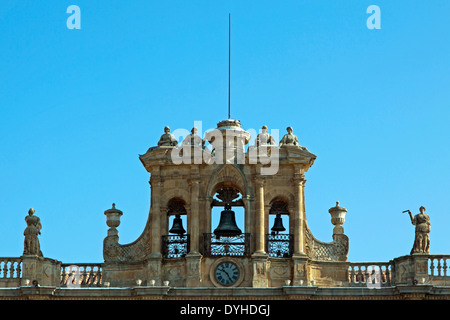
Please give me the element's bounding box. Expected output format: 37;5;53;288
255;125;275;147
182;127;204;148
23;208;43;257
157;126;178;147
405;206;431;254
279;126;300;147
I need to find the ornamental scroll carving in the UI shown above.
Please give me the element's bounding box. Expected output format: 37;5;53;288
103;232;149;263
305;227;349;262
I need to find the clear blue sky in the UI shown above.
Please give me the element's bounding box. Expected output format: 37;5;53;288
0;1;449;264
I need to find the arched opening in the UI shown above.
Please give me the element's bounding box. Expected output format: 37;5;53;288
167;198;187;235
204;187;250;257
267;199;293;258
162;198;189;258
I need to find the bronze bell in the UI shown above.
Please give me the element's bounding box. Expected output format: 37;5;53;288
271;213;286;235
169;214;186;235
213;204;242;237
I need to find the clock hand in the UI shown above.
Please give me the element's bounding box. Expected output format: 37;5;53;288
220;268;232;281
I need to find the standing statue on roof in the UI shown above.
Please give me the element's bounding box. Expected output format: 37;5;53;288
23;208;43;257
404;206;431;254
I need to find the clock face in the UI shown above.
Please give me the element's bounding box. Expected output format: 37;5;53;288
215;261;240;286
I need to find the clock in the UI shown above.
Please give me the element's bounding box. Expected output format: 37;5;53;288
214;261;241;287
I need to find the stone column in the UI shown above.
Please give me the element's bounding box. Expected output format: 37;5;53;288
252;177;268;288
292;173;306;256
147;173;163;285
185;178;203;286
188;178;200;254
253;177;266;255
149;177;163;258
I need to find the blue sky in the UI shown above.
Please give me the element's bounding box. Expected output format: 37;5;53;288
0;1;449;264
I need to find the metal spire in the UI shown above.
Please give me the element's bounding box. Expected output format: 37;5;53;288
228;13;231;120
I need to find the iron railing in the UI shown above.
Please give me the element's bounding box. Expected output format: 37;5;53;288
266;234;294;258
202;233;251;257
161;234;190;259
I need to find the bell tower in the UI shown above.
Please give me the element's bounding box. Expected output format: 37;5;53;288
101;119;350;288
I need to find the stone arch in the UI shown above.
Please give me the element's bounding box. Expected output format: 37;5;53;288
206;164;250;235
206;164;249;198
264;191;295;209
161;188;191;209
265;193;294;236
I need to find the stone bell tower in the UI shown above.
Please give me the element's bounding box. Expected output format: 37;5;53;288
101;119;350;288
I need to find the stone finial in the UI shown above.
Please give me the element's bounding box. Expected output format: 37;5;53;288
329;201;347;235
104;203;123;236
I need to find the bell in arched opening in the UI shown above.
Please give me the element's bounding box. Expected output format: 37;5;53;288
271;213;286;235
213;204;242;237
169;214;186;235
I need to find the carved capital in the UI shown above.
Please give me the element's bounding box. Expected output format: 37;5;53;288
188;178;201;187
291;176;306;187
253;176;266;188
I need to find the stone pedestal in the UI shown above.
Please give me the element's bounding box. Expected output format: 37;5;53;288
185;252;203;287
147;257;163;286
392;254;430;285
292;254;308;286
21;255;61;287
252;253;269;288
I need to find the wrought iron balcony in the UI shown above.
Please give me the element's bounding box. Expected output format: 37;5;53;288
202;233;251;257
266;234;294;258
161;234;190;259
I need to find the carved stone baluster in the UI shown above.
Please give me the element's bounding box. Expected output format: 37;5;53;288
386;266;391;284
16;261;21;279
437;259;442;277
429;259;435;276
443;258;447;277
356;266;362;283
61;266;66;286
81;267;87;285
9;260;15;278
2;261;7;278
349;266;355;283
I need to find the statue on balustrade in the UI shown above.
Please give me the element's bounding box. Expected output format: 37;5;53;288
405;206;431;254
23;208;43;257
158;126;178;147
182;127;205;148
255;125;276;147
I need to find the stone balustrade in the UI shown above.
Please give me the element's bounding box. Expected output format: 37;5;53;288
60;263;103;287
348;262;392;286
428;255;450;277
0;257;22;288
0;258;22;279
2;254;450;290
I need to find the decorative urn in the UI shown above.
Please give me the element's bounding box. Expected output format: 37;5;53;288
328;201;347;235
104;203;123;236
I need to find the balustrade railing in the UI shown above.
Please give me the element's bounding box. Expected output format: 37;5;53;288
0;258;22;279
428;255;450;277
266;234;293;258
348;262;392;287
60;263;103;287
161;234;190;259
202;233;251;257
